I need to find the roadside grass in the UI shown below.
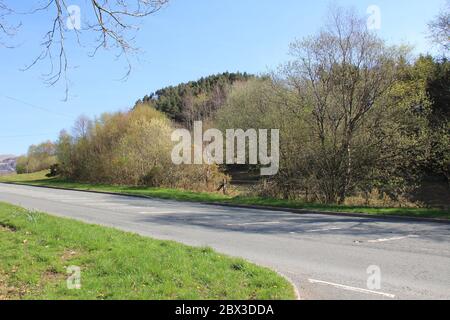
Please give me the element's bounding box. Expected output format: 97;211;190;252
0;202;295;300
1;171;449;220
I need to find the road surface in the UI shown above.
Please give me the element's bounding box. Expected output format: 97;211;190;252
0;183;449;300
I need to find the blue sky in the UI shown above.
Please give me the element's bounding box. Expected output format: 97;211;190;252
0;0;446;155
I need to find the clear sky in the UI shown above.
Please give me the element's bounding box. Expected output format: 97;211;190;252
0;0;446;155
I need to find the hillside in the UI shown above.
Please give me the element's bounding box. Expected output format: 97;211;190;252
134;72;256;127
0;155;17;175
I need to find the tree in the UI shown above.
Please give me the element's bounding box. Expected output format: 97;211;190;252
428;2;450;53
0;0;168;96
136;72;255;125
283;7;407;203
15;140;57;174
416;56;450;188
55;105;228;190
0;1;17;47
426;57;450;124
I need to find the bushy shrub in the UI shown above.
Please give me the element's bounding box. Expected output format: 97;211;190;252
55;105;228;192
16;141;57;174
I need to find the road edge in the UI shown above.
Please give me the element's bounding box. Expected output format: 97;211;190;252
1;182;449;224
276;271;301;300
203;201;450;224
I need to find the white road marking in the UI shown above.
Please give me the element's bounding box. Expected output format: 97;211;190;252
367;235;419;243
78;202;118;206
306;227;343;232
139;211;175;214
227;221;281;226
77;199;111;202
51;198;90;201
308;279;396;298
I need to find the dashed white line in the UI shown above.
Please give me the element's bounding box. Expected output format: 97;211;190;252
306;227;343;232
367;235;419;243
226;221;281;226
51;198;90;201
308;279;396;298
139;211;175;214
77;202;118;206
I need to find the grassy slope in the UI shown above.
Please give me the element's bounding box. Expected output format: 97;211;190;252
1;171;449;219
0;202;294;300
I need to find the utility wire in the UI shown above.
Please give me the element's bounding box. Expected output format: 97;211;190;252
0;133;61;139
2;95;76;120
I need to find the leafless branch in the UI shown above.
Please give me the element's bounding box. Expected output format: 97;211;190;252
428;2;450;53
0;0;20;48
2;0;169;99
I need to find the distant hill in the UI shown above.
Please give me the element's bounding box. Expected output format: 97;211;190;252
134;72;257;127
0;155;17;175
0;154;15;161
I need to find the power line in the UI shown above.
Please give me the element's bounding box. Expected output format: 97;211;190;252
2;95;76;120
0;133;61;139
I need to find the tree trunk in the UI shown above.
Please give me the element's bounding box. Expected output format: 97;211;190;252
339;137;352;204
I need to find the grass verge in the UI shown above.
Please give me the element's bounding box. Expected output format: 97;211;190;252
1;171;449;220
0;202;295;300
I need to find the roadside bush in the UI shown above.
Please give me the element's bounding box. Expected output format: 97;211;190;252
15;141;57;174
46;164;61;177
213;8;450;207
55;105;228;192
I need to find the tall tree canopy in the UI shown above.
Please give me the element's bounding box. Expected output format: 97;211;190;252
135;72;256;127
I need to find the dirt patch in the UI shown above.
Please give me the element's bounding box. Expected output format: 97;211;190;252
61;249;80;262
0;223;17;232
0;271;25;300
41;269;65;283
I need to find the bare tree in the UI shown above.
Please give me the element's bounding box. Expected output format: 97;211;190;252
0;0;168;97
0;0;19;47
284;7;405;203
72;114;92;140
428;2;450;53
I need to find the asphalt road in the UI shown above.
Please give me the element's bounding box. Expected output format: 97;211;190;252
1;183;449;300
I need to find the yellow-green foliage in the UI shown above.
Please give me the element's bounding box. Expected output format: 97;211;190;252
55;105;227;191
15;141;57;174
